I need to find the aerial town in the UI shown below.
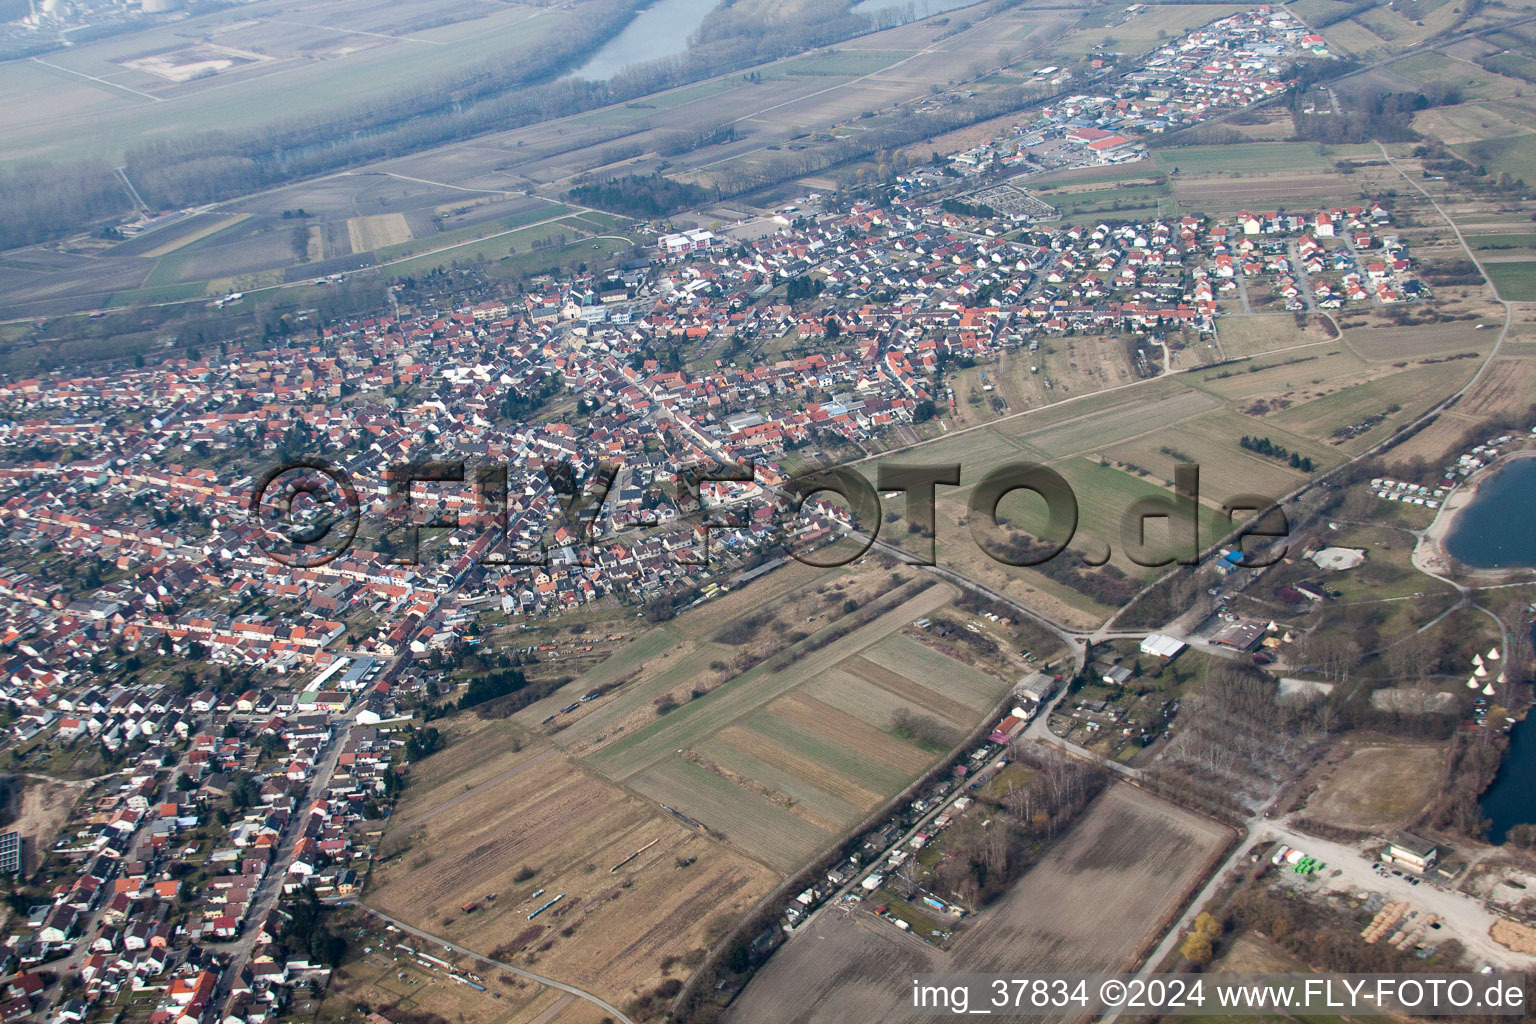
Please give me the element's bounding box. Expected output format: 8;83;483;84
0;0;1534;1022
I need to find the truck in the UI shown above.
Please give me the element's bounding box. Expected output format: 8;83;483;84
461;901;479;913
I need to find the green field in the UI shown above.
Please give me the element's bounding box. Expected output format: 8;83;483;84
1468;232;1536;250
107;281;211;306
1263;363;1483;448
1194;348;1367;403
1053;457;1233;558
735;710;914;794
1012;387;1222;460
803;666;971;731
774;49;914;77
1486;260;1536;301
1152;142;1331;175
1482;50;1536;84
1454;134;1536;185
1395;52;1521;101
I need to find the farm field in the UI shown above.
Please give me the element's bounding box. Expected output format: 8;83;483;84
1383;355;1536;464
1153;142;1332;176
1216;314;1338;359
502;568;1027;870
725;782;1231;1024
1192;347;1374;405
347;213;414;253
1454;134;1536;187
1101;412;1308;504
1341;321;1488;361
582;584;955;782
0;0;591;166
369;727;779;1008
1486;260;1536;301
372;569;1022;991
1262;361;1484;452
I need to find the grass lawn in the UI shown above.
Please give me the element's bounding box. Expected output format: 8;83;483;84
1454;133;1536;185
107;281;210;306
1486;260;1536;301
1468;232;1536;249
1151;142;1330;175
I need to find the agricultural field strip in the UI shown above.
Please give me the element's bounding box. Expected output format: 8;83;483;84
698;726;871;823
859;634;1005;712
626;758;833;872
551;643;724;748
517;566;848;732
585;587;952;781
745;693;929;788
811;660;976;728
392;746;560;832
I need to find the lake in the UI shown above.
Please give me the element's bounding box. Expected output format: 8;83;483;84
568;0;721;81
1482;710;1536;844
1443;457;1536;569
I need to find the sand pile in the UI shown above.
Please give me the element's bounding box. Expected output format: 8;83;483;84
1491;918;1536;955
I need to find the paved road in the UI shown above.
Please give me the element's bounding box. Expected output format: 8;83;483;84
356;905;637;1024
207;707;359;1007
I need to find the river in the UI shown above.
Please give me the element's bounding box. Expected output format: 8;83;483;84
1443;456;1536;569
567;0;991;81
568;0;721;81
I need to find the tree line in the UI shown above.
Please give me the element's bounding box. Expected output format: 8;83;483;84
0;161;131;251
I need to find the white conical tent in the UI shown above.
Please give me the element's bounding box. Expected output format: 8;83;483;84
1468;676;1481;689
1483;683;1496;696
1488;647;1502;661
1498;671;1507;684
1473;653;1484;667
1476;664;1489;677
